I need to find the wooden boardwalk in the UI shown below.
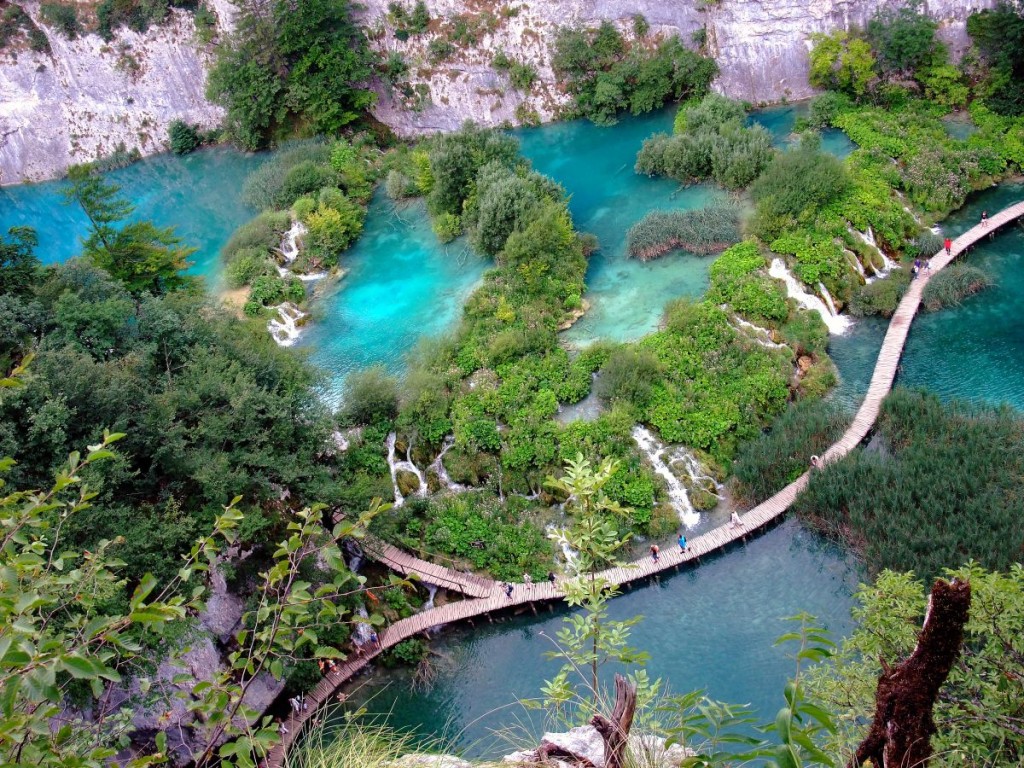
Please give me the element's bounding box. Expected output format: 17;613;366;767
264;202;1024;767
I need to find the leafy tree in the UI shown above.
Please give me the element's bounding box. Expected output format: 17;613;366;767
808;30;876;98
541;455;651;707
967;3;1024;116
866;3;938;76
64;166;194;294
0;226;40;297
168;119;202;154
807;566;1024;768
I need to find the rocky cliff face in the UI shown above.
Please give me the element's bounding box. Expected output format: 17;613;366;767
0;1;227;184
361;0;994;136
0;0;997;183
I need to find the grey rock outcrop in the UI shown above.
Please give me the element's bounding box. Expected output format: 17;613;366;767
0;2;223;184
503;725;692;768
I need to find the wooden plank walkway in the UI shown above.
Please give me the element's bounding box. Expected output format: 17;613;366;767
264;201;1024;767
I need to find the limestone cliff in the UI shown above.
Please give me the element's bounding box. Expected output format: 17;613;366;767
0;0;997;183
361;0;994;136
0;1;229;184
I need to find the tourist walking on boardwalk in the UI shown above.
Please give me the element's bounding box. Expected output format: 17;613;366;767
523;573;532;588
982;210;988;227
944;237;952;255
729;511;744;529
547;571;556;586
369;631;379;649
650;544;659;562
288;696;300;713
678;533;687;553
504;582;513;598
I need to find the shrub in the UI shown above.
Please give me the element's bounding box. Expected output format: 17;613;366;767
40;3;80;38
432;212;462;243
922;263;993;311
866;4;938;77
632;13;649;38
222;211;290;261
249;274;286;306
385;169;417;200
780;309;829;357
848;269;910;317
384;638;428;667
732;398;848;504
596;347;663;408
795;388;1024;579
342;365;400;425
807;91;851;128
303;199;365;268
224;247;276;288
168;120;202;155
808;30;875;97
428;37;454;63
242;142;335;210
910;230;944;258
626;206;740;260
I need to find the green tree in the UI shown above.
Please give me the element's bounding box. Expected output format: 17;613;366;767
866;3;938;76
341;365;400;425
64;166;194;294
0;226;40;297
542;455;651;707
808;31;876;97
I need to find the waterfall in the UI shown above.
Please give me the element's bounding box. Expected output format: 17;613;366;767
818;282;840;317
279;220;307;265
546;524;580;571
846;249;866;279
428;436;467;493
353;605;374;646
386;432;428;507
631;425;721;528
769;259;851;335
343;540;364;573
268;302;307;347
420;582;438;611
851;227;898;280
730;314;788;349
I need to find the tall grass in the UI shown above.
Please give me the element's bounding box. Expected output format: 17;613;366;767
922;263;993;311
626;206;739;261
284;716;429;768
794;388;1024;580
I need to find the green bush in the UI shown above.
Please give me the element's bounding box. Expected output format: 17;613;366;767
302;197;365;268
385;169;417;200
849;269;910;317
922;263;993;311
224;247;276;288
242;142;334;210
780;310;829;357
795;388;1024;579
807;91;851;128
40;3;80;38
383;638;428;667
625;206;740;260
341;365;400;425
432;212;462;243
596;347;663;408
168;120;202;155
733;398;848;504
866;3;938;77
222;211;291;261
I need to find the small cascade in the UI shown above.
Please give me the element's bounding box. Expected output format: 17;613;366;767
428;436;467;493
818;282;840;317
769;259;851;335
420;582;439;611
546;524;580;571
386;432;428;507
353;605;374;647
851;227;898;280
731;314;788;349
343;540;364;574
631;426;709;528
845;249;866;279
279;219;307;265
268;302;307;347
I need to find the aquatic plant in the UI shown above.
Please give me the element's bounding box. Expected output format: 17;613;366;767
625;206;740;261
848;268;910;317
921;263;993;311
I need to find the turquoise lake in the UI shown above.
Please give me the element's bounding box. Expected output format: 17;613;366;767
3;105;1022;755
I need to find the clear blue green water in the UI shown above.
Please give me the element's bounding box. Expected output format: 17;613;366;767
345;519;859;755
829;181;1024;412
0;147;267;283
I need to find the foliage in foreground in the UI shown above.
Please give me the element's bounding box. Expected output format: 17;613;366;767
807;566;1024;768
794;388;1024;580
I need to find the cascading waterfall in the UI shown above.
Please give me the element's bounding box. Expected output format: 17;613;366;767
818;282;840;317
852;227;898;279
420;582;439;611
428;436;467;493
846;249;866;279
279;219;307;265
353;605;374;647
730;314;788;349
546;523;580;571
386;432;428;507
769;259;851;335
631;426;719;528
268;302;307;347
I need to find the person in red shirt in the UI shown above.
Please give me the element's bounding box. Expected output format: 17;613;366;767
943;237;952;255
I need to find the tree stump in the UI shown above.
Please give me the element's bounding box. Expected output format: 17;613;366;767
590;674;637;768
848;578;972;768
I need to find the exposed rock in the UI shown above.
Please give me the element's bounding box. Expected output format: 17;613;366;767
797;355;814;375
503;725;693;768
199;561;244;642
0;3;224;184
396;468;422;496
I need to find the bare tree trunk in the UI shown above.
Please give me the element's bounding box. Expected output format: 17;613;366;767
591;674;637;768
848;578;972;768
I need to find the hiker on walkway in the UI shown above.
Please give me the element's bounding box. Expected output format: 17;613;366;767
912;258;921;278
944;237;952;255
678;533;687;553
288;696;300;713
369;631;379;649
277;718;288;736
504;582;514;598
547;571;556;586
729;511;744;529
523;573;532;588
650;544;659;562
982;210;988;227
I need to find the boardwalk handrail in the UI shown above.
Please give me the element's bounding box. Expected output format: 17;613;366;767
264;201;1024;767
